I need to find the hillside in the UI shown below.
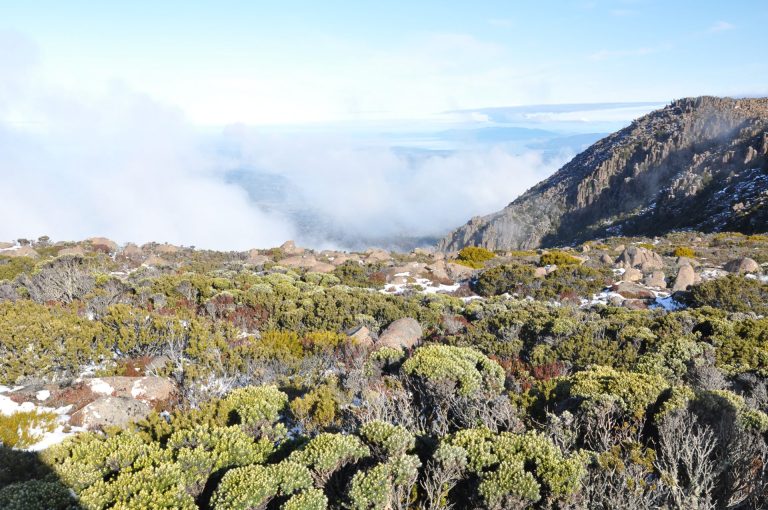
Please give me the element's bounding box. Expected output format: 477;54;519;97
439;96;768;251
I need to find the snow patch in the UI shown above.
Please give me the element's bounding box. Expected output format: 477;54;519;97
88;379;114;395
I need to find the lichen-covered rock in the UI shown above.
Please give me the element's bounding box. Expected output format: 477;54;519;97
622;267;643;282
724;257;760;274
672;264;696;292
69;396;151;429
377;318;422;350
644;270;666;288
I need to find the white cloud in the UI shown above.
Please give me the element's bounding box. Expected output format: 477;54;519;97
709;21;735;33
225;129;570;246
0;32;293;250
588;47;657;61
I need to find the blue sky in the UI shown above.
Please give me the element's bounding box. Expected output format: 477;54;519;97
2;0;766;124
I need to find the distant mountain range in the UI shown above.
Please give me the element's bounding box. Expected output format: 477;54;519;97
439;96;768;251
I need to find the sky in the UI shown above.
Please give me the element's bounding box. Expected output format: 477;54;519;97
2;0;766;125
0;1;766;249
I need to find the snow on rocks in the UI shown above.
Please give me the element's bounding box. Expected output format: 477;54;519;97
380;272;461;295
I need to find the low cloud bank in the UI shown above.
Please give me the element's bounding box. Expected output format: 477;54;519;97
224;129;569;249
0;31;568;251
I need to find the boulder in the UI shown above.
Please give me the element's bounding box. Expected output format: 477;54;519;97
622;267;643;282
600;254;614;264
676;256;701;267
611;282;655;300
384;263;427;281
84;376;178;406
644;271;667;288
622;299;650;310
122;243;143;257
365;248;391;263
329;254;358;266
425;260;452;283
88;237;118;253
446;262;475;280
143;255;170;267
0;245;39;258
69;396;151;429
672;264;696;292
247;254;270;266
58;246;86;257
615;246;664;271
156;243;181;254
533;267;548;278
347;325;375;347
144;355;171;373
280;241;305;256
413;247;434;257
724;257;760;274
377;318;422;350
310;262;336;273
280;255;317;269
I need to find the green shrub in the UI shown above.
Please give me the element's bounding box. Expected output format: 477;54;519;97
0;256;37;281
402;345;505;396
289;433;370;484
290;384;342;433
0;300;109;384
0;410;57;448
348;454;420;510
445;428;586;507
688;275;768;315
0;480;78;510
672;246;696;258
473;264;537;297
558;365;669;417
539;251;581;267
455;246;496;269
360;421;415;458
283;488;328;510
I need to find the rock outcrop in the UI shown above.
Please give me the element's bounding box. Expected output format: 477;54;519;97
439;97;768;251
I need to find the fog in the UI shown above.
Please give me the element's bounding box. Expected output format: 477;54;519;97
0;31;595;251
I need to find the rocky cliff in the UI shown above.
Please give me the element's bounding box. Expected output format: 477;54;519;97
439;96;768;251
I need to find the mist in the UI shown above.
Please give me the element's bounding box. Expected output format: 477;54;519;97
0;31;573;251
221;128;570;249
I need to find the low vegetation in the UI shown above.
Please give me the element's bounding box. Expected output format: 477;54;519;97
0;233;767;508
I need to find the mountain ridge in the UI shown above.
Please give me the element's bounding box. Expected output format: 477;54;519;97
438;96;768;251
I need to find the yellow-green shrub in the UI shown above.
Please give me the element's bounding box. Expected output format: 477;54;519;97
0;410;57;448
455;246;496;269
